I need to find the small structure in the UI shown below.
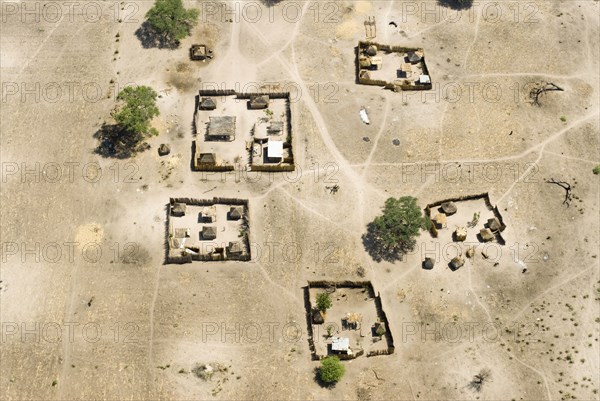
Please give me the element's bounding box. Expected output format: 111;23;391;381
487;217;502;232
419;75;431;84
433;213;447;229
366;45;378;56
407;52;421;64
312;309;325;324
198;210;215;223
373;321;386;337
227;241;243;255
344;313;363;330
199;97;216;110
480;228;494;242
201;226;217;240
174;228;190;238
267;140;284;162
207;116;236;141
171;203;186;217
331;337;351;355
248;95;269;110
422;257;435;270
267;121;284;135
359;107;370;125
190;44;212;61
454;227;467;242
370;56;383;70
441;202;457;216
228;206;243;220
197;153;219;167
449;256;465;271
158;144;171;156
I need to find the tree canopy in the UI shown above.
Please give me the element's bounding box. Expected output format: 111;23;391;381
145;0;199;43
113;86;159;136
316;292;332;312
362;196;430;262
319;356;345;383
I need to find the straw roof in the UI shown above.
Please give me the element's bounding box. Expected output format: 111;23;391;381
198;153;218;165
487;217;501;232
345;312;363;324
228;241;243;254
201;226;217;240
423;257;435;270
229;206;243;220
248;95;269;109
199;97;216;110
174;228;190;238
441;202;457;215
449;256;464;271
480;228;494;242
208;116;236;137
171;203;186;216
454;227;467;241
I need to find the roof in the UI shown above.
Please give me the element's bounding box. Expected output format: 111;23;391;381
345;313;363;323
229;206;243;219
423;257;435;269
480;228;494;241
370;56;383;65
487;217;501;231
228;241;243;254
441;202;457;215
408;52;421;63
419;75;431;84
267;140;284;158
267;121;284;133
199;97;216;110
198;153;217;164
174;228;189;238
202;226;217;235
331;337;350;351
249;95;269;108
434;213;447;223
208;116;236;137
172;203;186;215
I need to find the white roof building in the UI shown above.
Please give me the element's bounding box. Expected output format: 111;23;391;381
267;140;283;159
331;337;351;353
419;74;431;84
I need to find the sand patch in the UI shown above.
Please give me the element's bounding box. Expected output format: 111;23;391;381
75;223;104;247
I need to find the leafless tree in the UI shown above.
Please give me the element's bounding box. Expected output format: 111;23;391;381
546;178;573;207
530;82;564;106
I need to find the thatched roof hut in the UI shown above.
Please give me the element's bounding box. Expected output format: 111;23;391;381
228;241;243;254
359;55;372;69
158;144;170;156
441;202;457;215
201;226;217;240
312;309;324;324
422;257;435;270
449;256;465;271
433;213;447;229
171;203;186;217
487;217;501;232
174;228;190;238
198;153;218;166
248;95;269;110
407;52;422;64
267;121;284;135
454;227;467;242
208;116;236;141
199;97;216;110
366;45;378;56
228;206;243;220
480;228;494;242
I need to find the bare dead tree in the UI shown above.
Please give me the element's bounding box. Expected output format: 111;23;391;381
530;82;564;106
468;369;491;392
546;178;573;207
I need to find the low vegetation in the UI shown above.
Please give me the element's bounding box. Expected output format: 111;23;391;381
319;356;345;384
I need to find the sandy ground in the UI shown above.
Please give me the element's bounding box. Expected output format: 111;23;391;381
1;1;599;400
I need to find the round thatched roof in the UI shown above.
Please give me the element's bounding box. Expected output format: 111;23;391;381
423;257;435;270
441;202;457;215
366;45;378;56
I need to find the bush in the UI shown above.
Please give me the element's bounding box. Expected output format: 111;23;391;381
319;356;345;383
316;292;332;312
593;165;600;175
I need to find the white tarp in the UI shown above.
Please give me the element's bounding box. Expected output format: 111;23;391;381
359;107;370;125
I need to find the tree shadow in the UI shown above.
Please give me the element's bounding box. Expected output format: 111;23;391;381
437;0;474;10
361;221;410;263
134;21;180;49
93;123;150;159
313;367;337;389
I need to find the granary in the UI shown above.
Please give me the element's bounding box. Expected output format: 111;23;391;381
207;116;236;141
454;227;467;242
267;140;284;162
487;217;502;232
344;312;363;330
441;201;457;216
480;228;494;242
422;257;435;270
433;213;447;229
407;52;421;64
267;121;284;135
331;337;351;355
201;226;217;240
227;241;243;255
158;143;171;156
228;206;243;220
449;256;465;271
171;203;186;217
174;228;190;238
248;95;269;110
197;152;219;166
199;97;216;110
366;45;378;56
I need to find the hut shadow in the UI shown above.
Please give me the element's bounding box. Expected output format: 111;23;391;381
361;222;404;263
93;123;149;159
135;21;180;49
437;0;474;10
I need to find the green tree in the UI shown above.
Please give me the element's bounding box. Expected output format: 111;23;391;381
145;0;199;43
316;292;332;312
363;196;429;261
113;86;159;135
319;356;345;383
593;165;600;175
